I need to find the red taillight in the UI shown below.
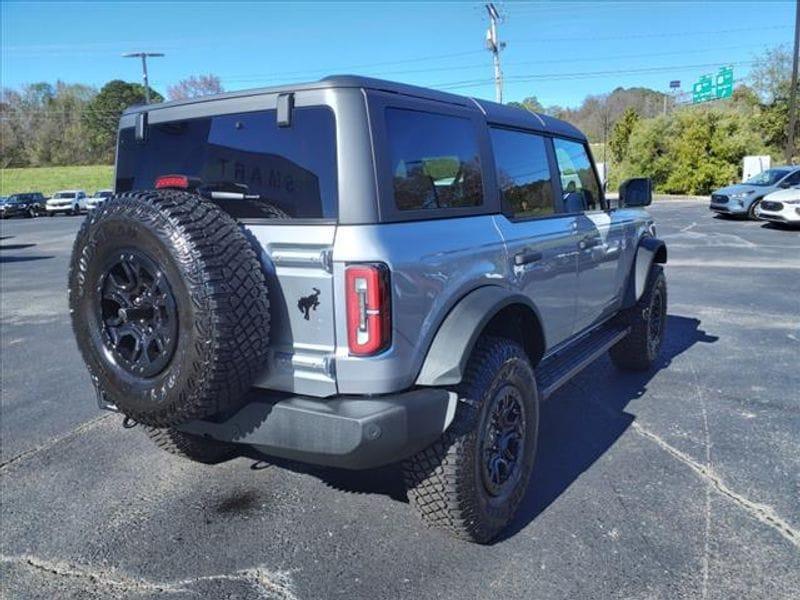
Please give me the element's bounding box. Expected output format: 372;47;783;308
155;174;190;189
345;264;391;356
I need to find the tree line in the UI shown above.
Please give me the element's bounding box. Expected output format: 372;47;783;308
2;46;795;195
510;46;796;195
606;46;796;194
1;75;223;168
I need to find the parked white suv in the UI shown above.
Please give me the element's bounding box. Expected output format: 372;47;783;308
755;186;800;227
46;190;88;216
86;189;113;210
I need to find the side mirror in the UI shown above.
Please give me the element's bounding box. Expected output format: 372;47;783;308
619;177;653;207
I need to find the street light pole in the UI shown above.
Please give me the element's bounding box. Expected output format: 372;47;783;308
122;52;165;104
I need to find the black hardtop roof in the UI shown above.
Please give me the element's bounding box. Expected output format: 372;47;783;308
124;74;585;140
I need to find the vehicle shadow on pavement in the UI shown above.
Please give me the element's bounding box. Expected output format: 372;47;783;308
760;222;800;232
499;314;719;542
0;243;37;250
244;450;408;502
243;315;718;537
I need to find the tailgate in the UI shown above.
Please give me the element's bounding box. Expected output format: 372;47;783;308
246;223;338;397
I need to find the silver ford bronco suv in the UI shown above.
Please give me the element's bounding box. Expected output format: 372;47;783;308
68;76;667;544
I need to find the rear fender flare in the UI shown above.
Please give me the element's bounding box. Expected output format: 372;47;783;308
415;286;543;387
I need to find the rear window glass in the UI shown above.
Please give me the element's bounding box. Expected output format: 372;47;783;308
116;107;337;219
386;108;483;211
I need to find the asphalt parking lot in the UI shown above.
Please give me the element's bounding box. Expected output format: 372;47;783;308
1;201;798;599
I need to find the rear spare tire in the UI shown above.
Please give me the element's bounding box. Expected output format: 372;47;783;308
68;189;271;427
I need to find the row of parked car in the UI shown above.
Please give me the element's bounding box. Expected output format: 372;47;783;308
0;189;113;219
710;165;800;227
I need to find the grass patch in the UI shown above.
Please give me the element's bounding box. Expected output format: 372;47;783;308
1;165;114;196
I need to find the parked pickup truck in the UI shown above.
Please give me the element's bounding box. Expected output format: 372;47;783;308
68;76;667;543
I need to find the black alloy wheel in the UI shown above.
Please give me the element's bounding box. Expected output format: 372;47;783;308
98;250;178;378
479;384;527;500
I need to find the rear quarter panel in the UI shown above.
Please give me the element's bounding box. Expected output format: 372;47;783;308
332;216;508;394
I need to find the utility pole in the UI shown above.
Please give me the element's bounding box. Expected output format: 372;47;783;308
122;52;165;104
485;3;505;103
786;0;800;163
602;106;609;192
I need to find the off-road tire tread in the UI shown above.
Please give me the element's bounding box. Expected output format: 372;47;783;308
609;265;666;371
403;336;535;543
69;189;273;426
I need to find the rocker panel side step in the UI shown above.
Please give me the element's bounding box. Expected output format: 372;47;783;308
536;324;630;400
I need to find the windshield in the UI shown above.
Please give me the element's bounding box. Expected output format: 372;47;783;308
8;195;26;203
54;192;76;199
745;169;791;186
95;191;112;198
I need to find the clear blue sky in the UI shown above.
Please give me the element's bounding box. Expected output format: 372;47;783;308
1;1;795;108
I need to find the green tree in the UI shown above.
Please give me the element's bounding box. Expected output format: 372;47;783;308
608;107;639;163
507;95;545;113
749;44;793;102
611;115;672;190
83;80;162;163
167;74;223;100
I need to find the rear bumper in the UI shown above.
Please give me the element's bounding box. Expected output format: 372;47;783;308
173;388;457;470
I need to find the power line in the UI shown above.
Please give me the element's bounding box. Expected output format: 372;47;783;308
510;24;792;45
218;42;786;84
433;60;757;92
213;24;790;87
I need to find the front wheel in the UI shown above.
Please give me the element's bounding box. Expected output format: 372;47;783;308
610;265;667;371
404;336;539;544
747;199;761;220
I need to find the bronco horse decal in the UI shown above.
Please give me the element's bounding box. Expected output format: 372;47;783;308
297;288;321;320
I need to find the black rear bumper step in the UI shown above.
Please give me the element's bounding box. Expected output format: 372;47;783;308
536;324;630;400
173;388;456;470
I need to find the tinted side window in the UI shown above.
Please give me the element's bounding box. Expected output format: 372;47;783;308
116;107;338;219
386;108;483;211
783;170;800;185
553;138;603;212
490;127;554;219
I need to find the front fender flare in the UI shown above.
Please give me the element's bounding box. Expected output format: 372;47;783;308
415;286;539;387
623;236;667;307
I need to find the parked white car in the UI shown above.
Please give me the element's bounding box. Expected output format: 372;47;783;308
86;189;113;210
46;190;88;216
755;186;800;227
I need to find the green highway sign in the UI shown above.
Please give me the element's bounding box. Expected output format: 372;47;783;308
692;66;734;104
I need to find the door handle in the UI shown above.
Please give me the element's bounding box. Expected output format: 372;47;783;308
514;250;543;266
579;235;601;250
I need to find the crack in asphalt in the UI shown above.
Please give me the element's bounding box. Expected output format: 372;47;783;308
0;554;297;599
689;361;714;600
0;413;113;473
631;422;800;550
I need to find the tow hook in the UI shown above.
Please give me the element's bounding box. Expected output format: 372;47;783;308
122;416;139;429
